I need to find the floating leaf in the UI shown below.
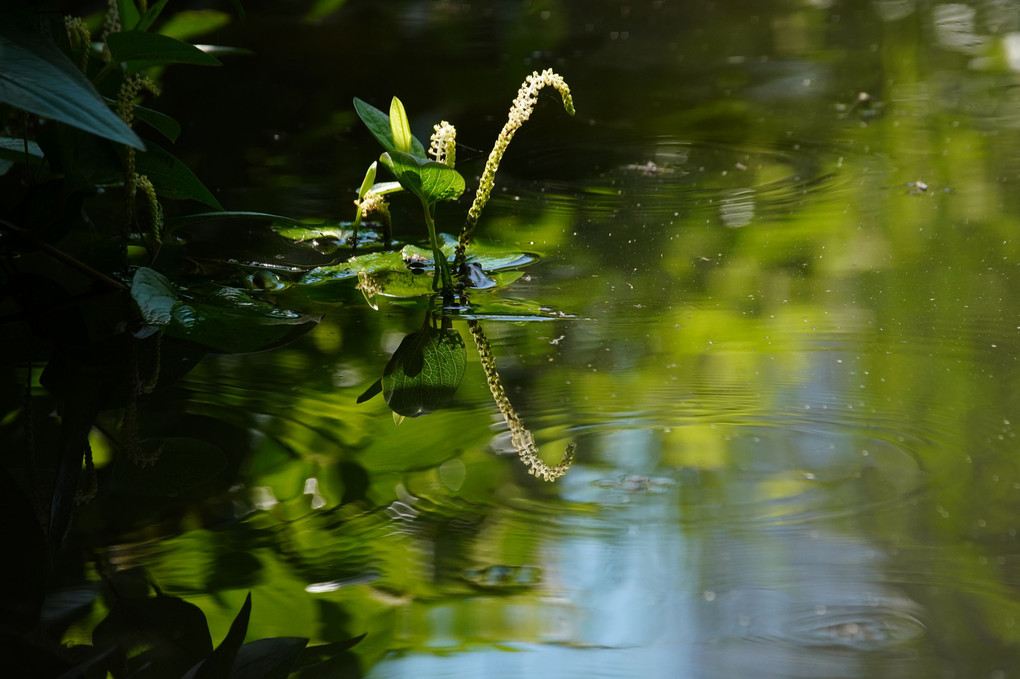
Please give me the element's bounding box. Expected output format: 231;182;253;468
0;16;143;149
106;30;221;72
131;267;320;353
353;97;426;157
382;314;466;418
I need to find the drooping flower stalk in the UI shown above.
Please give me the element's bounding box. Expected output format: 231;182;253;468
468;319;575;481
455;69;574;266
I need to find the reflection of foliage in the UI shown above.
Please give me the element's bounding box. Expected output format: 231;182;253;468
358;305;467;421
25;566;363;677
468;320;575;482
357;301;575;481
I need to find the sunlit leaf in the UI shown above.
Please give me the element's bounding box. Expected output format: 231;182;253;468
382;316;466;418
353;97;426;157
0;17;143;149
389;97;413;154
380;151;465;204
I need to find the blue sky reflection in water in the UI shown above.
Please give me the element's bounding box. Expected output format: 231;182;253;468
63;1;1020;677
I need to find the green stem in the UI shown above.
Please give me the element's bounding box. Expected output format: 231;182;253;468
422;202;452;291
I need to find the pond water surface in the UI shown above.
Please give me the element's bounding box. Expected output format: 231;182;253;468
57;1;1020;677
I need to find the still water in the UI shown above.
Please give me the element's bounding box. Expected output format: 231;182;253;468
71;1;1020;677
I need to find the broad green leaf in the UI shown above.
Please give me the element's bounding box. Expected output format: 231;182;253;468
353;97;426;157
0;137;44;165
0;19;143;149
134;141;223;209
106;30;221;72
135;0;171;31
116;0;142;31
132;104;181;141
380;151;465;205
389;97;413;154
131;268;320;353
382;317;466;418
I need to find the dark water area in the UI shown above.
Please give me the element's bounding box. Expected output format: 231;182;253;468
7;0;1020;677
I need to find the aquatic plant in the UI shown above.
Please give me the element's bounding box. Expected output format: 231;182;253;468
353;68;575;293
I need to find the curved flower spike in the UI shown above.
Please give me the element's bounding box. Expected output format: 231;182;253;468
455;69;574;266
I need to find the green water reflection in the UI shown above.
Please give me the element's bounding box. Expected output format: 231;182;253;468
14;0;1020;677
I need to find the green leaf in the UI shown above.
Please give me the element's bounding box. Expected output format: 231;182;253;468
132;266;178;325
382;314;466;417
228;638;309;679
357;161;377;201
133;141;224;209
132;104;181;141
186;592;251;679
106;30;221;72
117;0;142;31
0;18;143;149
353;97;426;157
135;0;171;31
131;268;321;353
381;151;465;205
0;137;44;165
389;96;413;154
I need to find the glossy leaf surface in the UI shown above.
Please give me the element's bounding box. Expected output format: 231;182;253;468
0;17;143;149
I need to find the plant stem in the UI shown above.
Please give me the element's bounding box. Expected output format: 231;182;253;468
421;202;452;291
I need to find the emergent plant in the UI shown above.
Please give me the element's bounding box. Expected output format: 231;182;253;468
353;68;575;294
